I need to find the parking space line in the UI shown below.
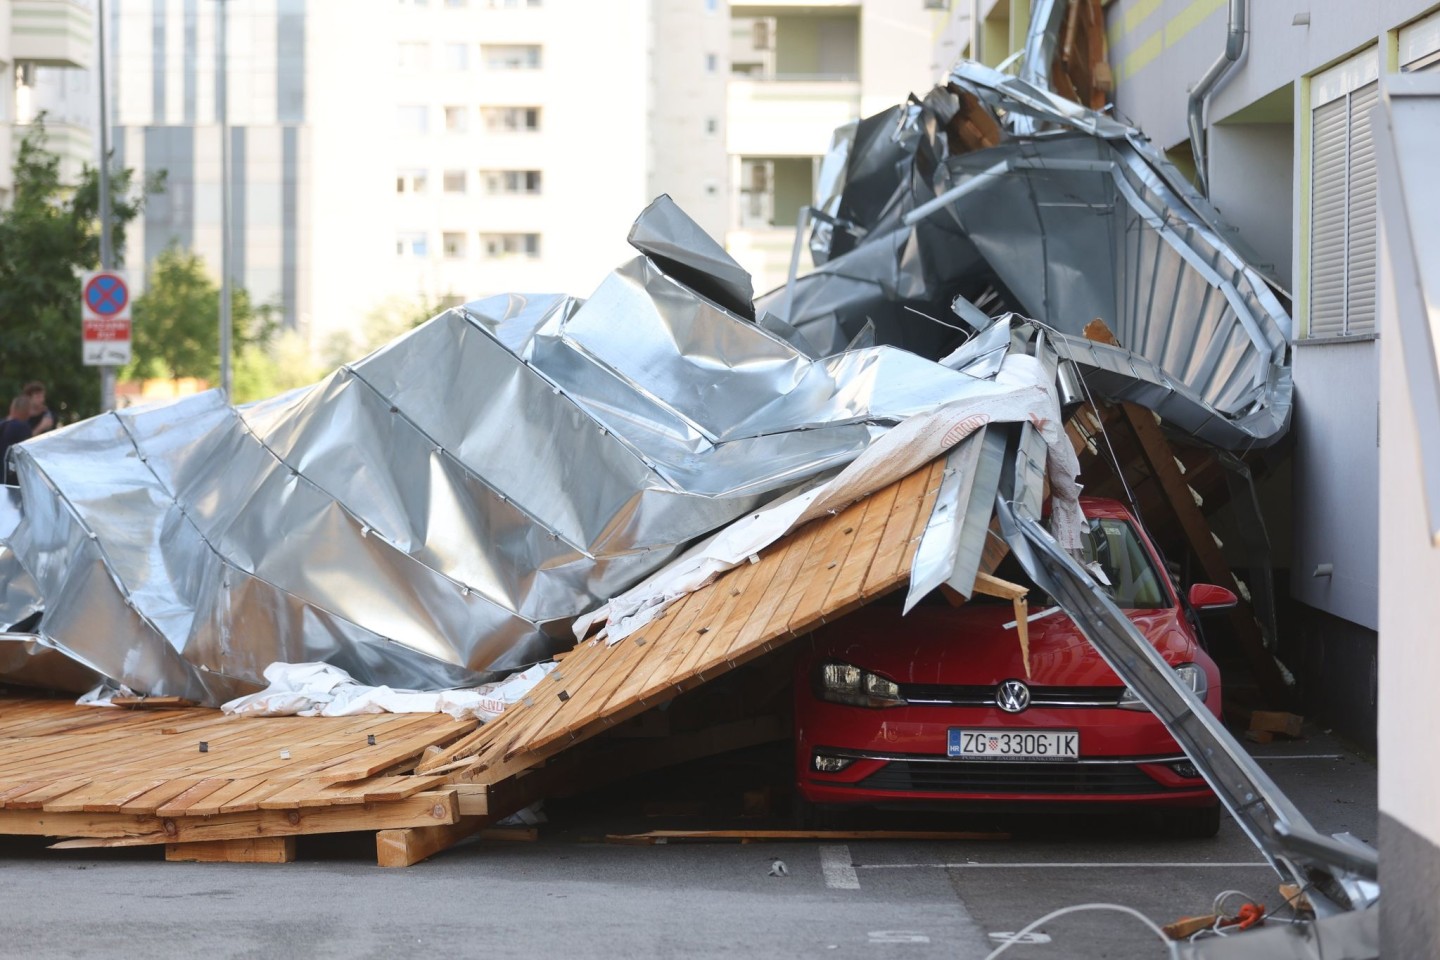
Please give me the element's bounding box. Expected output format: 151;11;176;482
857;861;1268;869
820;844;861;889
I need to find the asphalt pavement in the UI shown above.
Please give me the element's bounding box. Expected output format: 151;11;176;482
0;731;1375;960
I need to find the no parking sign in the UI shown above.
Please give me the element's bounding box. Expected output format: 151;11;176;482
81;270;132;366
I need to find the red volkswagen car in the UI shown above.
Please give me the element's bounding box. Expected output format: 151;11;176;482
793;497;1234;836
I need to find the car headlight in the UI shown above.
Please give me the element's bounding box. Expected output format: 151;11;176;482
1117;663;1208;711
816;661;907;708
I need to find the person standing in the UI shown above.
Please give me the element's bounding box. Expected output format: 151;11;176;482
1;396;35;485
21;382;54;436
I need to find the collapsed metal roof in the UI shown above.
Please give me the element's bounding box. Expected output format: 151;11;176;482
769;60;1293;451
0;49;1296;705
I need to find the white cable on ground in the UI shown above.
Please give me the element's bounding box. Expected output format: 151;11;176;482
983;902;1178;960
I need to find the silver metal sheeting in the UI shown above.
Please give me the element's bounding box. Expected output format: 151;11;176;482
767;62;1293;451
0;49;1298;702
0;198;1022;703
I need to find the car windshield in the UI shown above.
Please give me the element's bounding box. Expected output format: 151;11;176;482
1077;517;1170;609
976;514;1172;611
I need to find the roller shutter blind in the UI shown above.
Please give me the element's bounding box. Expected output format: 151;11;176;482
1345;83;1378;334
1307;74;1379;338
1309;98;1347;338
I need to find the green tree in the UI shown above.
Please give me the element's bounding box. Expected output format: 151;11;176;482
0;121;158;421
317;295;442;370
125;244;277;384
232;329;324;404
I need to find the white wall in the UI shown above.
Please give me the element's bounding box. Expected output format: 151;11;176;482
1377;206;1440;852
858;2;941;116
1208;121;1294;287
1290;339;1380;630
1105;0;1440;151
648;0;730;244
307;0;664;347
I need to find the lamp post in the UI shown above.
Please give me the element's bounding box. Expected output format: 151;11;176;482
217;0;233;400
97;0;116;411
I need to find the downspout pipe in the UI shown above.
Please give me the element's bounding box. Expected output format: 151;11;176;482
1188;0;1247;196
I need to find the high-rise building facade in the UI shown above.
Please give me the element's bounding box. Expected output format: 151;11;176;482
79;1;940;348
109;0;308;331
101;0;731;344
723;2;942;295
3;0;97;202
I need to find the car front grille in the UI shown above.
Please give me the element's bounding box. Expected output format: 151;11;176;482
856;759;1171;795
897;683;1125;708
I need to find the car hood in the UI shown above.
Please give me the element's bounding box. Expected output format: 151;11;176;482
812;601;1197;688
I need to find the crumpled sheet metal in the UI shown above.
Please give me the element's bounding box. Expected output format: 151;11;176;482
0;198;1011;703
995;497;1374;910
767;61;1294;451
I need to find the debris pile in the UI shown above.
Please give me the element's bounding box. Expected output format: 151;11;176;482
0;0;1377;919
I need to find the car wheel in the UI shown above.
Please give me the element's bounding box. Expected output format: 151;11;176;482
1162;803;1222;839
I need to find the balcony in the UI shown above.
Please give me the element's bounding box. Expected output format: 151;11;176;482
726;78;859;156
10;0;93;70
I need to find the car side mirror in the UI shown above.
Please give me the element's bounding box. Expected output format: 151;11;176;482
1188;583;1238;612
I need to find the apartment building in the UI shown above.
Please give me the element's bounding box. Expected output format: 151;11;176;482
105;0;309;331
39;1;943;347
723;1;940;295
361;0;729;324
934;3;1440;947
94;0;733;344
2;0;96;202
1105;0;1440;751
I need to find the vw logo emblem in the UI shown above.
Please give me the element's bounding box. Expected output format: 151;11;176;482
996;680;1031;713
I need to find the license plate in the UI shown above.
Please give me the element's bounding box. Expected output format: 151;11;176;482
948;729;1079;760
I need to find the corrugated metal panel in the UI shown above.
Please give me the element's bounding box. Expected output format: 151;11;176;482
1310;97;1349;338
1345;83;1379;334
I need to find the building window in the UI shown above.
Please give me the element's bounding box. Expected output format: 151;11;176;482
485;0;541;7
481;106;541;131
443;169;467;193
481;233;541;258
396;168;428;194
1307;50;1379;338
443;232;468;258
445;105;469;133
397;232;429;257
481;169;542;195
738;157;813;228
705;53;718;73
483;44;542;69
705;117;718;135
397;41;430;70
444;43;470;70
705;0;717;11
445;0;467;6
398;0;428;6
1400;8;1440;73
397;105;429;135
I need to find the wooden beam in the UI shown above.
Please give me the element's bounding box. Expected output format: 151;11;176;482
1083;320;1291;704
0;790;458;844
165;837;296;863
376;816;486;868
972;572;1027;601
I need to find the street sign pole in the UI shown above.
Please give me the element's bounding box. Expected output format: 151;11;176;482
97;0;116;412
